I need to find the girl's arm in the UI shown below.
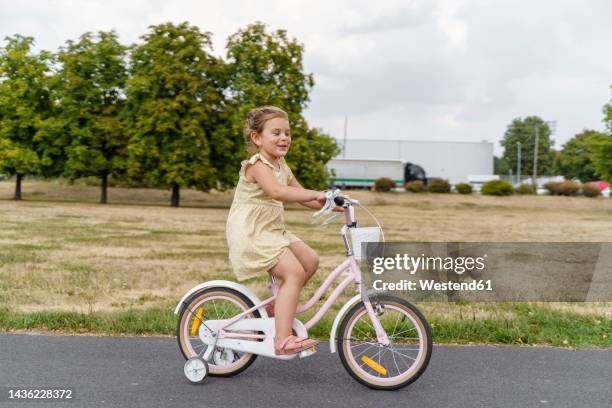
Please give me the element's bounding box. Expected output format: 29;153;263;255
288;172;345;212
288;176;324;210
248;161;325;203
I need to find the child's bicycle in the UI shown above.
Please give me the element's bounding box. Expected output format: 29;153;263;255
175;189;432;390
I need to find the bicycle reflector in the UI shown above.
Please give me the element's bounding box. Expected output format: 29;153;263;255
190;308;203;336
361;356;388;376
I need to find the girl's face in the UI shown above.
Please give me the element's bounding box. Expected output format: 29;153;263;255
252;117;291;159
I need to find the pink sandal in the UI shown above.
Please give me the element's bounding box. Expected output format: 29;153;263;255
274;335;319;355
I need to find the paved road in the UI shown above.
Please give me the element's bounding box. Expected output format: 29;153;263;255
0;333;610;408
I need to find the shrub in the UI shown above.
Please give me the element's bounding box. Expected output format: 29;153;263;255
455;183;472;194
405;180;425;193
516;183;535;195
582;182;601;197
374;177;396;192
481;179;514;196
544;180;581;196
427;178;451;193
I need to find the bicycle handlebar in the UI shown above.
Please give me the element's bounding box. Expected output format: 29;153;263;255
312;189;359;218
312;188;385;241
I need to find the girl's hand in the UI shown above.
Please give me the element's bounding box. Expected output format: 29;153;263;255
332;194;350;212
315;191;327;204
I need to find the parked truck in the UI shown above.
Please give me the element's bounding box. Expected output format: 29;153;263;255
327;159;426;189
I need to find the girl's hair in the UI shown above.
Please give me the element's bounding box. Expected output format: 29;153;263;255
243;106;289;154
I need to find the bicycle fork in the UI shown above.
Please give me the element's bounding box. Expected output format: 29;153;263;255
361;293;391;346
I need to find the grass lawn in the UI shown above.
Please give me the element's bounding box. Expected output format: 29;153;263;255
1;179;610;347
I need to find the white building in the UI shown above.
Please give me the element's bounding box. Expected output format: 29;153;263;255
331;138;494;185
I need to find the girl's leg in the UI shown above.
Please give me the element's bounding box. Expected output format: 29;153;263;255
265;241;319;318
268;248;307;345
288;241;320;286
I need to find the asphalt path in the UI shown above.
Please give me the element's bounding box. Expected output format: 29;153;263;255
0;333;610;408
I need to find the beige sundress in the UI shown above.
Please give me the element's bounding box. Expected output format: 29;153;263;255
226;153;302;281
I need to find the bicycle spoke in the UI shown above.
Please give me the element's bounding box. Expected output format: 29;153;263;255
354;325;374;341
362;318;375;332
389;348;417;361
351;343;377;359
212;300;219;319
392;347;414;370
391;311;402;338
390;345;401;376
344;338;379;346
390;326;417;338
193;342;206;351
221;301;229;319
390;346;420;351
390;336;419;340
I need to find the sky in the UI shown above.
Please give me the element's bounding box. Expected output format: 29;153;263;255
1;0;611;156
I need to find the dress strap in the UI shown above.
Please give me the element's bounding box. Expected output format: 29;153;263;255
239;153;279;178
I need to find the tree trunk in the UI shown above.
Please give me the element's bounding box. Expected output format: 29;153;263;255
14;174;23;200
100;173;108;204
171;184;180;207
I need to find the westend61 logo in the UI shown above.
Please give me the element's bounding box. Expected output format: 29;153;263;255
372;253;487;275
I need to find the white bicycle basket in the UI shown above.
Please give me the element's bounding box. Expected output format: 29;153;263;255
349;227;382;259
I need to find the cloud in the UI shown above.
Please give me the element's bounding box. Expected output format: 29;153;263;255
1;0;610;157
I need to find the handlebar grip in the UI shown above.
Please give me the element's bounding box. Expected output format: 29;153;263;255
334;196;345;206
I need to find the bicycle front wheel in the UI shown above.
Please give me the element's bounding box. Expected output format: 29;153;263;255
337;295;432;390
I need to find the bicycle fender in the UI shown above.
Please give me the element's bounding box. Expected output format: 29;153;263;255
329;294;362;353
174;280;267;317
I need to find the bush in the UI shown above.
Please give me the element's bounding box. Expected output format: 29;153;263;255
374;177;396;192
582;182;601;197
427;178;451;193
516;183;535;195
481;179;514;196
544;181;581;196
455;183;472;194
405;180;425;193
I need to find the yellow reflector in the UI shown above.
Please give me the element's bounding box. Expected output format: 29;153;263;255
190;308;203;336
361;356;387;376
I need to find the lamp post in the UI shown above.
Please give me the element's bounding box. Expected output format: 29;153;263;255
516;142;521;185
532;120;556;189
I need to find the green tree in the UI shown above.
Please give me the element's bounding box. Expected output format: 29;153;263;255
590;133;612;182
56;31;128;203
493;155;510;175
604;85;612;134
558;130;605;182
500;116;555;177
594;90;612;182
217;22;338;189
0;35;55;200
124;22;222;207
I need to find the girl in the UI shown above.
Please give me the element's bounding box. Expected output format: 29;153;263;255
226;106;336;355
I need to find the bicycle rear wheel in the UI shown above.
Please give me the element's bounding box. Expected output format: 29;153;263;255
337;295;432;390
177;287;261;377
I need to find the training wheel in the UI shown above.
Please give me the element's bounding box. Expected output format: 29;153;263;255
184;357;209;384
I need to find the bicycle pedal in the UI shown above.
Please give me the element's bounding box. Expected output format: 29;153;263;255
298;346;317;358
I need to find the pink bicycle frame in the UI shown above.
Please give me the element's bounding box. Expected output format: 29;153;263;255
216;199;391;346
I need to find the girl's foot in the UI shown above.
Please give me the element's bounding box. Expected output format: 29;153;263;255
274;335;319;355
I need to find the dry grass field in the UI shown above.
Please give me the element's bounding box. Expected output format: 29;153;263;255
1;179;611;326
